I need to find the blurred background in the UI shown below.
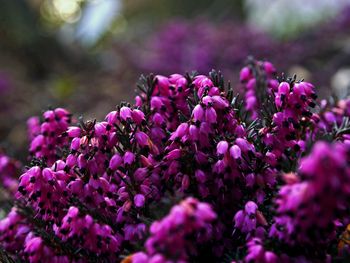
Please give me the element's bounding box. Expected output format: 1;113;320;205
1;0;350;159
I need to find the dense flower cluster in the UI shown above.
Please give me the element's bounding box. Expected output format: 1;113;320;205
0;208;67;262
270;143;350;248
132;197;216;262
28;108;71;165
314;99;350;141
245;238;278;263
0;152;19;194
240;59;318;169
0;59;350;262
240;60;278;120
234;201;267;240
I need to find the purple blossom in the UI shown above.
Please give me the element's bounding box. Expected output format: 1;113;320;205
0;153;20;194
245;238;278;263
132;197;216;262
1;59;350;262
270;142;350;250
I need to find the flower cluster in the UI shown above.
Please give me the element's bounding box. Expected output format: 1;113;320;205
270;142;350;250
234;201;267;240
313;99;350;142
0;152;20;194
1;59;350;262
244;238;278;263
0;208;67;262
240;60;278;120
54;206;122;259
0;208;28;253
28;108;71;165
262;80;317;163
132;197;216;262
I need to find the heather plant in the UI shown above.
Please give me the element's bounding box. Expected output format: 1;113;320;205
135;20;278;77
1;59;350;262
133;7;350;93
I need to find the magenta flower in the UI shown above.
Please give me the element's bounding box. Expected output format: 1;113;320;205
270;142;350;251
133;197;216;262
245;238;278;263
2;58;350;262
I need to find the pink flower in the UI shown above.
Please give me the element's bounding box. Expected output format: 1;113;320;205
120;106;132;121
134;194;145;207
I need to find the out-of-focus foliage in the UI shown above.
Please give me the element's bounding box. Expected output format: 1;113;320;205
121;0;245;24
1;0;350;160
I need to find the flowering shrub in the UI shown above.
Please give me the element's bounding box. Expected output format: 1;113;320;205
133;8;350;92
1;59;350;262
136;20;277;76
